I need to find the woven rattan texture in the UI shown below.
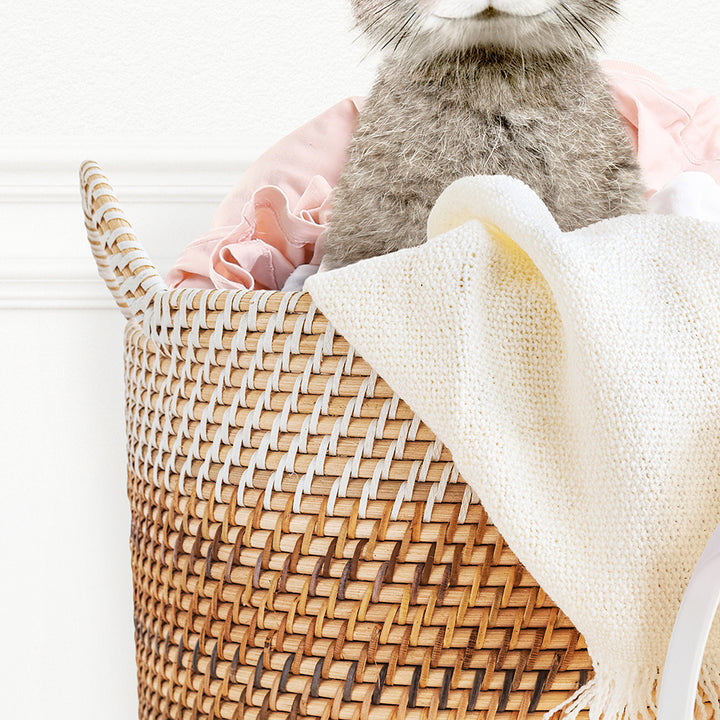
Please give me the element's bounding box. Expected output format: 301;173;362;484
82;162;593;720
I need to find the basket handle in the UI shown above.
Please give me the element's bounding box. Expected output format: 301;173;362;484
80;160;168;319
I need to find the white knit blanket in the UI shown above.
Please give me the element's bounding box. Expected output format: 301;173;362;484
306;175;720;720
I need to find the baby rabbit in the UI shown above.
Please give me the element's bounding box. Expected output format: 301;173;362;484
324;0;647;268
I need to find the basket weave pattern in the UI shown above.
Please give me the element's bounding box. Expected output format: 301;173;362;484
82;162;592;720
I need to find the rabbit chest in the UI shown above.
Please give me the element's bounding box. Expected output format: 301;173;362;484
325;52;646;266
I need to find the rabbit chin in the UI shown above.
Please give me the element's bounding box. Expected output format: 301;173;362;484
405;6;581;59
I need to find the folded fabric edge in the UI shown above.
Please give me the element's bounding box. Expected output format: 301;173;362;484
544;662;720;720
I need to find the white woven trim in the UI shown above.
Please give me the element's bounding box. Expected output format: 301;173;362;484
122;281;477;520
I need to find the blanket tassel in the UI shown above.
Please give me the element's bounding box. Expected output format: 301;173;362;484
544;663;720;720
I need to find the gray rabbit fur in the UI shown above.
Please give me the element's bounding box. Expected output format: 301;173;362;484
323;0;647;268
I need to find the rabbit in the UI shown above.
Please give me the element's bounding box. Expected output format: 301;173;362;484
323;0;647;269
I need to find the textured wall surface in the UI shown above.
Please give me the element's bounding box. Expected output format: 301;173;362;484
1;0;718;151
1;0;371;154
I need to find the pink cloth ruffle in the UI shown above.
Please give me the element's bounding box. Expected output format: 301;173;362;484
166;97;363;291
167;179;332;291
167;63;720;292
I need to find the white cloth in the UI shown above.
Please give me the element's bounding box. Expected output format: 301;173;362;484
281;262;319;291
306;175;720;720
650;172;720;223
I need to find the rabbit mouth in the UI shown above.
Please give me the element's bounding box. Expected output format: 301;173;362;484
434;8;502;19
433;8;548;21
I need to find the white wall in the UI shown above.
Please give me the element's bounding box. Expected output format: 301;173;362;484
2;0;719;145
1;1;719;718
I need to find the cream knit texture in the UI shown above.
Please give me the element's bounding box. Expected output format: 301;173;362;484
306;175;720;720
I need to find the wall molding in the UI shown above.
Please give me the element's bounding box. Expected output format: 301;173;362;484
0;256;178;310
0;136;255;172
0;136;253;204
1;184;233;204
0;258;115;310
0;138;252;309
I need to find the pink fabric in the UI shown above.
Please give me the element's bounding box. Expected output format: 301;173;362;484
169;180;333;291
602;60;720;195
166;97;363;291
167;63;720;291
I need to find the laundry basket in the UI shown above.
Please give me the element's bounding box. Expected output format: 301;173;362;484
81;161;593;720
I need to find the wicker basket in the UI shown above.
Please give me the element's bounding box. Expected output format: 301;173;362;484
81;161;593;720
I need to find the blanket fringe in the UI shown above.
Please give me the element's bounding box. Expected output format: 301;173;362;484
698;665;720;719
544;662;720;720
